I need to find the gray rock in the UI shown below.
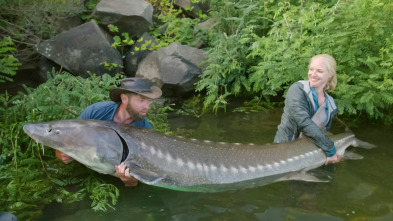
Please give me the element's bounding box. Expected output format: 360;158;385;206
136;42;206;97
94;0;153;38
36;21;122;78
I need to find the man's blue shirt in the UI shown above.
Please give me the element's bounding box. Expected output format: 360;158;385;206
77;101;152;129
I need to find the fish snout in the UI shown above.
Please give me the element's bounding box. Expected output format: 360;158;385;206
23;122;52;140
23;123;33;136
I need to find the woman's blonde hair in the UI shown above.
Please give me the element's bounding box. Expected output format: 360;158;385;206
310;54;337;92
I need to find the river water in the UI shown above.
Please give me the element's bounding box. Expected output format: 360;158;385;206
39;107;393;221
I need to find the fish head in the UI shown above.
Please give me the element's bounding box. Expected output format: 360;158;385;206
23;119;123;174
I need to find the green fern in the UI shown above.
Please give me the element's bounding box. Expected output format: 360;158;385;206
0;37;21;83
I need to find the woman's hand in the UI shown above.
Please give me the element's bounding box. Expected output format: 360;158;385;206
325;153;341;165
115;162;139;187
55;150;74;164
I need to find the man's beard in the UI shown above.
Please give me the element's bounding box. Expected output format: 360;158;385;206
126;104;145;122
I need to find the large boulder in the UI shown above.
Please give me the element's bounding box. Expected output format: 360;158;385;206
93;0;153;38
35;21;122;78
136;42;206;97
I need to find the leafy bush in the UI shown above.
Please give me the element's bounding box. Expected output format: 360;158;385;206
197;0;393;123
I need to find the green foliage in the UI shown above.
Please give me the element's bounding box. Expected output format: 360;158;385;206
0;71;171;219
108;24;135;55
0;37;20;83
105;0;209;54
150;9;206;49
82;175;120;212
0;71;120;219
178;94;210;118
196;0;270;112
147;0;207;15
233;96;275;114
146;0;173;14
0;107;86;220
147;103;173;133
146;1;208;50
0;70;173;219
19;70;122;122
198;0;393;123
80;0;100;20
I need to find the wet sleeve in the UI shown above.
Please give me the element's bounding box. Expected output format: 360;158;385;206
286;83;337;157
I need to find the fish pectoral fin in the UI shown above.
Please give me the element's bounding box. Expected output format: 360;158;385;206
128;164;165;185
277;172;328;183
343;150;363;160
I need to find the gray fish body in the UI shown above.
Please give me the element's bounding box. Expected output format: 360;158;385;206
23;119;373;192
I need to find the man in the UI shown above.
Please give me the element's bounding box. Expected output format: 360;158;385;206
56;77;162;186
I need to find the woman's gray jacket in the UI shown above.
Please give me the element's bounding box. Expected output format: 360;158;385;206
274;80;339;157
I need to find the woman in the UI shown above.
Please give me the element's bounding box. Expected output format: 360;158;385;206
274;54;341;165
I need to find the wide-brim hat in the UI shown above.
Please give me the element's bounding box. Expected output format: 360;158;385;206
109;77;162;102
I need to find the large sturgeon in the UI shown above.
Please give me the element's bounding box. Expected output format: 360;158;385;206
23;119;374;192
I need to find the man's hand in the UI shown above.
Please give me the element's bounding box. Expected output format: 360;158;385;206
115;162;139;187
55;150;74;164
325;153;341;165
